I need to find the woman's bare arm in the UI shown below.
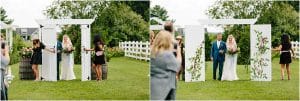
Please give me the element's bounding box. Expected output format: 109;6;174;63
84;48;94;51
272;45;282;51
176;43;182;64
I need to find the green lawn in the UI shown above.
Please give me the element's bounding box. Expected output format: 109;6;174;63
8;57;149;100
177;58;299;100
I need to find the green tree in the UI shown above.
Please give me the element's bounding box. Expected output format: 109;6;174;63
285;1;299;12
151;5;169;20
150;5;169;25
0;7;13;24
257;2;299;47
118;1;149;22
94;3;148;47
207;1;270;19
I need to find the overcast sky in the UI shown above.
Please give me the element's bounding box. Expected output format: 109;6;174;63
1;0;53;27
1;0;223;32
151;0;223;32
151;0;216;25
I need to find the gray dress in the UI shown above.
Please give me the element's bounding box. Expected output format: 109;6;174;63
1;55;9;100
151;51;180;100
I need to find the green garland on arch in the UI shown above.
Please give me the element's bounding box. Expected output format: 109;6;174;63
187;41;205;81
250;30;270;80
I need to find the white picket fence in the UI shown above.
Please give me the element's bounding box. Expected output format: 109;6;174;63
119;41;150;61
291;41;300;58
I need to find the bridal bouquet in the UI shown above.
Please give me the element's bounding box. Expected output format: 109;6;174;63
63;47;74;54
227;47;240;55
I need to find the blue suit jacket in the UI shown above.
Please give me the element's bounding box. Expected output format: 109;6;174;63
57;41;63;61
210;41;227;62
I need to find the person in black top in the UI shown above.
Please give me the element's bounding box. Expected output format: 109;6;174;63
84;35;106;81
273;34;295;80
31;39;55;81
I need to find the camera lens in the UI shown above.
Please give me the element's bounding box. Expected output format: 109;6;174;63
1;42;5;49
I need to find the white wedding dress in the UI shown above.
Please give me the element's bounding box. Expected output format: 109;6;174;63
61;44;76;80
221;44;239;81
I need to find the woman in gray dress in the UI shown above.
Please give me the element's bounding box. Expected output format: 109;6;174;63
1;42;10;100
150;30;182;100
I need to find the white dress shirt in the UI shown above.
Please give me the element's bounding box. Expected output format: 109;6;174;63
217;40;221;48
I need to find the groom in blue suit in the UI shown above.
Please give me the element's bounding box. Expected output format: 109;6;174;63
56;33;63;80
210;33;227;80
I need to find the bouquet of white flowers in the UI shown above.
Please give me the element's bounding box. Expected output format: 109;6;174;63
63;47;74;54
227;47;240;55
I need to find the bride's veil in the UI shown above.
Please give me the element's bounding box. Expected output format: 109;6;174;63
62;35;73;48
226;34;237;48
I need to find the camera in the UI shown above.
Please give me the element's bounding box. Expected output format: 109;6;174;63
1;42;6;49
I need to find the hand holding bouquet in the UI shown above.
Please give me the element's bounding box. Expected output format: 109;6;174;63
63;47;74;54
227;47;240;55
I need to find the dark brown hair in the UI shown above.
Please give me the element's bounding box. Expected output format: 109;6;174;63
164;21;173;33
33;39;40;45
281;34;291;45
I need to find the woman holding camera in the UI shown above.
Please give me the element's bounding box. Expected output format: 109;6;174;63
1;42;10;100
151;30;182;100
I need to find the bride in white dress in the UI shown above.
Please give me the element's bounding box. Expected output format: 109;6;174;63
61;35;76;80
221;35;239;81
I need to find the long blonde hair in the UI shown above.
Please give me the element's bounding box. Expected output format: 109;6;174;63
151;30;173;58
62;34;73;48
150;30;155;45
226;34;237;49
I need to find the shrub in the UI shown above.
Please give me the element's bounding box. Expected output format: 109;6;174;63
105;47;125;62
10;33;27;64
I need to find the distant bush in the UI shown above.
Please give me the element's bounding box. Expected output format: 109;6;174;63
105;47;124;62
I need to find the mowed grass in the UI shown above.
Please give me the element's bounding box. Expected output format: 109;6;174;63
8;57;149;100
177;58;299;100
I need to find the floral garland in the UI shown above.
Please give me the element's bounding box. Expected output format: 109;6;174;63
250;30;270;80
187;41;205;81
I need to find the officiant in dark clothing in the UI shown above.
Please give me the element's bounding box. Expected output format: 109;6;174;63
56;33;63;80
